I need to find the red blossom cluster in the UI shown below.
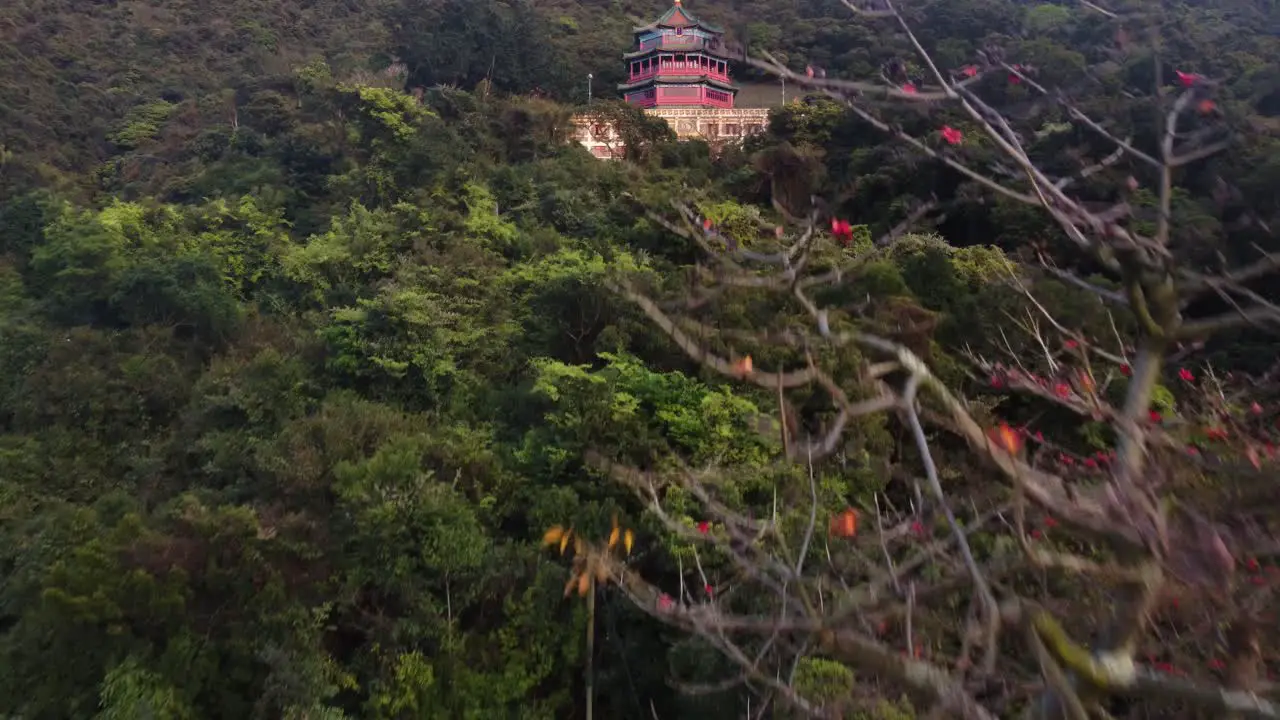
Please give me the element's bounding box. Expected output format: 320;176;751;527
830;217;854;245
982;334;1280;478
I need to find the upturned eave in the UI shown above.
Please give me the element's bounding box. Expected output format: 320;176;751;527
631;2;724;35
617;75;738;93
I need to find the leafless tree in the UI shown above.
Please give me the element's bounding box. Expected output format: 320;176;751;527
584;1;1280;717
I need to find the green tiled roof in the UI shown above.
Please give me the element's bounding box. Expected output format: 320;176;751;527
618;75;738;92
633;1;723;34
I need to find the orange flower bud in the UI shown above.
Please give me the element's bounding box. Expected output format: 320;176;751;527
987;423;1022;455
828;508;858;538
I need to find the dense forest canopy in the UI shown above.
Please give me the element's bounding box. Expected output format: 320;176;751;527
2;0;1280;718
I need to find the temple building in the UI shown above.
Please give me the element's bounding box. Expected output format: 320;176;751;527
573;0;770;159
620;0;737;109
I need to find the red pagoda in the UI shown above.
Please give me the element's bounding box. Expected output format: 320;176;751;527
619;0;738;109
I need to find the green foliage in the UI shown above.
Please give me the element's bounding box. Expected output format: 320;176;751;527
462;182;520;249
855;696;918;720
697;200;765;246
1;0;1277;717
111;101;179;149
366;651;436;718
1023;4;1074;34
792;657;855;704
98;657;196;720
530;352;777;468
281;200;412;303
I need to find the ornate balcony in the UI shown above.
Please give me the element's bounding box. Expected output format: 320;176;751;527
627;61;730;85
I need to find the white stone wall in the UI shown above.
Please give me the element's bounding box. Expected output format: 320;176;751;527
569;118;627;160
571;107;770;159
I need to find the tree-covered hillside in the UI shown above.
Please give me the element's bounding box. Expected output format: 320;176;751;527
2;0;1280;718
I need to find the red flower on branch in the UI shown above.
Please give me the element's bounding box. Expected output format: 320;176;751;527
697;521;710;534
1175;70;1200;87
831;218;854;245
902;83;918;95
1179;367;1195;382
940;126;963;145
1120;363;1132;376
959;65;979;78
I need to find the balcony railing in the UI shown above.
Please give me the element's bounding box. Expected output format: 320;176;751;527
628;63;729;84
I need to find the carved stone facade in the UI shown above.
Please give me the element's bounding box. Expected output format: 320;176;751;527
648;106;770;142
570;106;769;160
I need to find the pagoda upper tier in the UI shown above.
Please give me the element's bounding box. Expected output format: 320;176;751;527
619;0;738;109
